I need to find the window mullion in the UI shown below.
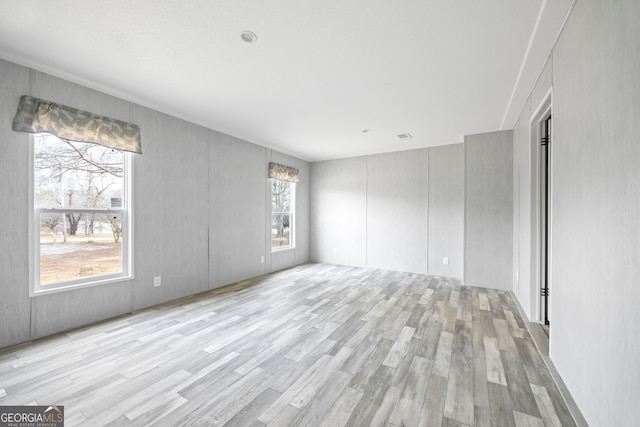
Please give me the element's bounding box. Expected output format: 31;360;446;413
38;207;126;214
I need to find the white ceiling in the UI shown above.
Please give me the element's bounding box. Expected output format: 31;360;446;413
0;1;571;161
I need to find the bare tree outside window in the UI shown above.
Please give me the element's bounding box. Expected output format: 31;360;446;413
271;179;294;249
34;134;128;286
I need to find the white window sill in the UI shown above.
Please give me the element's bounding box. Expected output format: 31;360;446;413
30;273;133;297
271;246;295;253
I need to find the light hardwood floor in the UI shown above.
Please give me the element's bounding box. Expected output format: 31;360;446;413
0;264;577;426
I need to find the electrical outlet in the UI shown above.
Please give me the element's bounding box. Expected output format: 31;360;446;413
260;255;265;264
153;276;161;287
443;257;449;265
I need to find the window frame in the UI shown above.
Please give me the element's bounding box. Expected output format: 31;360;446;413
270;179;296;252
29;133;134;296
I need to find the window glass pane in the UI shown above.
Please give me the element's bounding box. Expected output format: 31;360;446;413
39;212;123;285
33;132;129;291
271;213;291;248
271;178;293;249
34;134;124;209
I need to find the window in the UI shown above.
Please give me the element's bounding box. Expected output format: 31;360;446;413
31;133;132;294
271;179;295;250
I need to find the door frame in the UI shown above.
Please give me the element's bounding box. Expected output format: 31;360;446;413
529;90;553;324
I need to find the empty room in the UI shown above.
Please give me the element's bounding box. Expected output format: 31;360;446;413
0;1;638;426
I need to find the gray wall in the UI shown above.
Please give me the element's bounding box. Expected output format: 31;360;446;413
310;150;436;275
512;0;640;424
0;59;309;349
209;133;267;287
310;140;510;282
464;131;513;290
0;60;31;346
366;150;428;274
428;144;464;277
310;156;367;267
132;106;210;311
513;96;531;316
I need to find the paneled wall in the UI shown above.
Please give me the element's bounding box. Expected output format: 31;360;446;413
551;0;640;424
0;58;309;349
511;0;640;424
0;60;32;346
209;133;268;287
310;156;367;267
513;96;531;313
464;131;513;290
132;106;210;311
428;144;464;277
310;138;510;282
366;150;428;274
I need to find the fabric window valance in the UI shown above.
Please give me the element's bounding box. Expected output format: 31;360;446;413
269;162;299;183
12;95;142;154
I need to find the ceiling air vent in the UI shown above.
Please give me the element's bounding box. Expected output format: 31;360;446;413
397;133;413;139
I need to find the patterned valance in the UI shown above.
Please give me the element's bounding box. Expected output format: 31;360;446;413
12;95;142;154
269;162;299;183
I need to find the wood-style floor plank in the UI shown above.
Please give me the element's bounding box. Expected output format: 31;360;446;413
0;263;578;426
389;355;432;426
318;386;363;427
369;384;401;426
418;373;448;426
